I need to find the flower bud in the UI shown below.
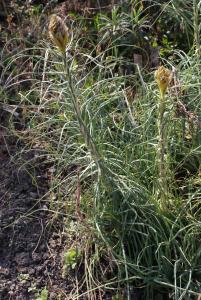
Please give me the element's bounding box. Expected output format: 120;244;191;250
48;14;69;53
155;66;172;98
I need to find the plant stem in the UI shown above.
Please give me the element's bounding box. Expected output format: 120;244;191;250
63;55;101;170
158;93;168;207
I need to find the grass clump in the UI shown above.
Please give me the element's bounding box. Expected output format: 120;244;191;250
1;1;201;299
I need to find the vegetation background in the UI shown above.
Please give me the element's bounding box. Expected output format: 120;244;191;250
0;0;201;299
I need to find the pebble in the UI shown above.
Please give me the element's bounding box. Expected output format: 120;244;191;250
0;267;10;276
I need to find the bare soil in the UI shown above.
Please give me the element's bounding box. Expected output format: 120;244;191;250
0;111;78;300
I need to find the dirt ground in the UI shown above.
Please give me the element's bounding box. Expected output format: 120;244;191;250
0;110;77;300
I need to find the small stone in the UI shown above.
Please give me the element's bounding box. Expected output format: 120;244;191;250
0;266;10;276
10;283;16;291
8;290;15;295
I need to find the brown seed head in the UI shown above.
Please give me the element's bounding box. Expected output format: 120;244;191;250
155;66;172;98
48;14;69;53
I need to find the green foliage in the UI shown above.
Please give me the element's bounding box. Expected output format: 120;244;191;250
63;248;81;270
17;273;30;283
35;287;48;300
1;1;201;299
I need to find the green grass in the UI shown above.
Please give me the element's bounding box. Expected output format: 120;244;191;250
1;1;201;299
